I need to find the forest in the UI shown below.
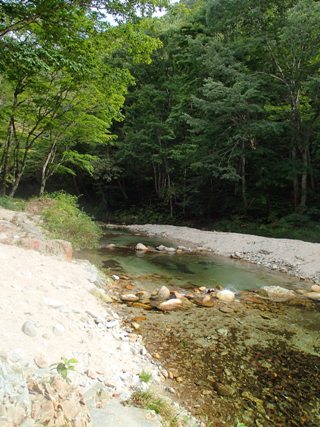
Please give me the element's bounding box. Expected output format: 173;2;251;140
1;0;320;240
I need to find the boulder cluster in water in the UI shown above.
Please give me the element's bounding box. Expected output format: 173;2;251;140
120;285;237;312
134;242;191;254
119;282;320;313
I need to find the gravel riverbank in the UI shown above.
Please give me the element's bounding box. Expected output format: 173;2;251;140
0;208;198;426
128;224;320;284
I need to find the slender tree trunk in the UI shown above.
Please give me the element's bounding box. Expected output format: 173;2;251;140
291;146;299;209
167;172;173;217
300;146;308;210
39;142;57;196
0;86;21;195
0;118;14;195
9;145;31;196
240;141;247;213
307;146;315;191
182;167;186;217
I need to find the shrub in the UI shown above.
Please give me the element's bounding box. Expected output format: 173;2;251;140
0;196;26;211
39;191;102;249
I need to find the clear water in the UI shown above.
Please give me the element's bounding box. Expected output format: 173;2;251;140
77;227;320;426
78;227;305;292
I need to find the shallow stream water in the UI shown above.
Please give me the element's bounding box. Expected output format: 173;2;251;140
77;227;320;427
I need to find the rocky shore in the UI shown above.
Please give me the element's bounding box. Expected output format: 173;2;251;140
0;208;198;427
127;224;320;284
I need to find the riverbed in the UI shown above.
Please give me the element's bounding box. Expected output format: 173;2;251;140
77;228;320;427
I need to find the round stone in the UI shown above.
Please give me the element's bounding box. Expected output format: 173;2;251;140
22;320;37;337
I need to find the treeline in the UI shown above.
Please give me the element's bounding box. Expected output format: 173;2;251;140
1;1;320;234
101;0;320;228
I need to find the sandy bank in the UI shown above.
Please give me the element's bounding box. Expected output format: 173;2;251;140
1;207;201;426
128;224;320;283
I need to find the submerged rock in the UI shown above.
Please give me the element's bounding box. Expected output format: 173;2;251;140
158;299;182;311
214;382;236;397
304;292;320;301
193;294;215;307
121;294;139;302
104;243;116;249
136;291;151;304
216;289;235;302
157;286;171;301
260;286;296;301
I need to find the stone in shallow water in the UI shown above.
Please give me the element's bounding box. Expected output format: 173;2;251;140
121;294;139;302
216;289;235;302
214;382;236;397
158;299;182;311
135;243;148;252
304;292;320;301
259;286;296;301
193;294;215;307
157;286;170;301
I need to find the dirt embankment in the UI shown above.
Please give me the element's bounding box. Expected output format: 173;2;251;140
128;224;320;283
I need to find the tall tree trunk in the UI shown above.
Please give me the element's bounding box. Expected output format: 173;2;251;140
240;141;247;213
291;146;299;209
39;142;57;196
0;86;21;196
300;146;308;210
0;118;14;195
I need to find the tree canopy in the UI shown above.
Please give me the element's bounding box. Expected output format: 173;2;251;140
1;0;320;238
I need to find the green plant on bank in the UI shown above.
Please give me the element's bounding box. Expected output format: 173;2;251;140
51;358;78;381
39;191;102;249
139;371;152;383
130;390;180;427
0;196;26;211
236;421;249;427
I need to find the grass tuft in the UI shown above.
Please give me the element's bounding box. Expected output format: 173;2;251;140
139;371;152;383
130;390;179;426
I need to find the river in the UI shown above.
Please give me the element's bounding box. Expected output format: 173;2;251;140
77;227;320;427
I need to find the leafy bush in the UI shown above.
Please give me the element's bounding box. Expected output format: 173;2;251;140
39;191;102;249
0;196;26;211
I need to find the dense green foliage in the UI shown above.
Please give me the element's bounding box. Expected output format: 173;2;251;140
95;0;320;237
40;192;102;249
0;0;163;196
1;0;320;240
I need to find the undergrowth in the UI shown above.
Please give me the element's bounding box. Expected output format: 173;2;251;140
213;212;320;243
35;191;102;249
0;195;26;211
